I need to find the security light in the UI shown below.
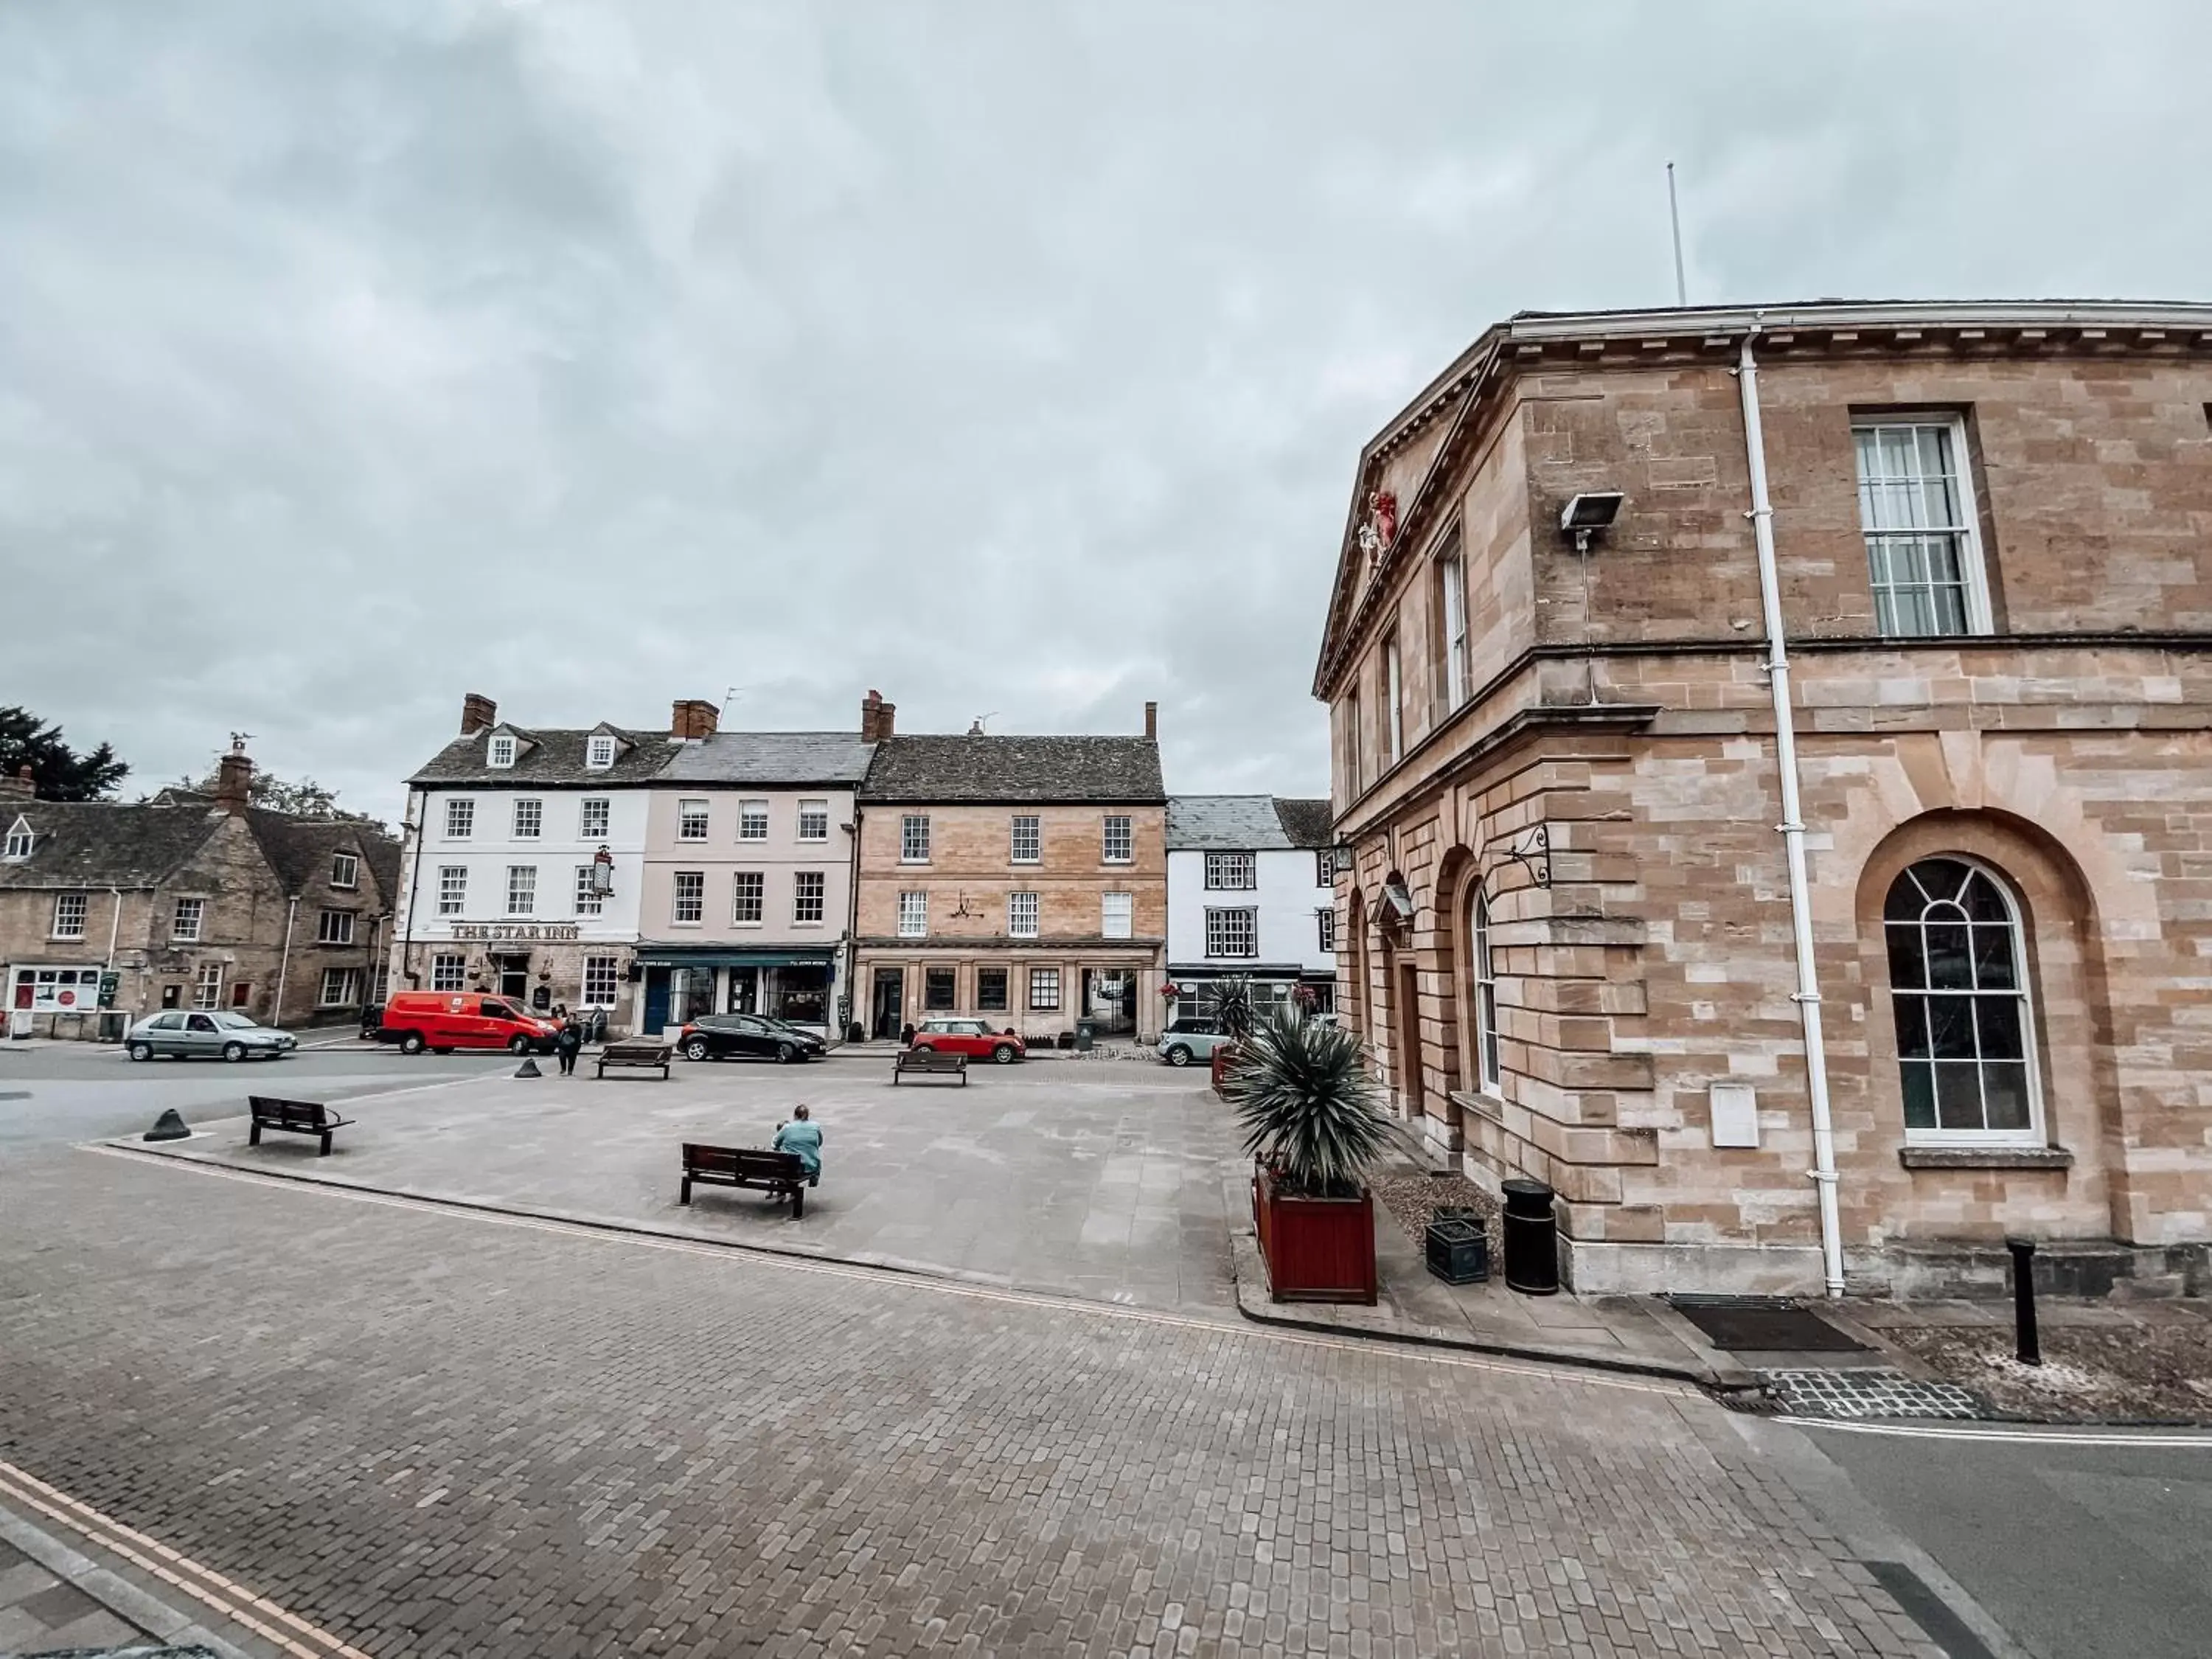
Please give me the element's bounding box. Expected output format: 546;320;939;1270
1559;492;1625;535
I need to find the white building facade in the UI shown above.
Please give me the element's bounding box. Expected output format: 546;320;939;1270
1165;796;1336;1023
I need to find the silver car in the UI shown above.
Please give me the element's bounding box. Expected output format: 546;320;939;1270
126;1009;297;1062
1157;1018;1233;1068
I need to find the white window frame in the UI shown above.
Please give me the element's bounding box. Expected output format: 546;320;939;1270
1851;415;1992;639
319;967;361;1008
1102;891;1133;940
172;897;204;942
797;800;830;843
52;892;86;939
192;962;223;1009
316;908;355;945
898;891;927;938
582;955;619;1006
1439;538;1469;709
678;799;710;841
505;865;537;917
1203;852;1256;891
1010;814;1041;865
573;865;603;917
900;815;931;863
2;817;31;860
1007;891;1039;939
585;734;616;771
431;952;466;992
1345;689;1363;796
793;870;826;925
437;866;467;916
580;797;611;839
1317;908;1335;955
330;853;359;890
1102;815;1133;865
672;871;704;925
732;871;765;925
487;734;517;769
512;798;543;839
1472;894;1500;1093
737;799;770;841
1205;907;1258;959
445;798;475;839
1886;855;2044;1147
1028;967;1060;1011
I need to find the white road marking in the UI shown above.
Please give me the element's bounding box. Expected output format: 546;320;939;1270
1777;1416;2212;1447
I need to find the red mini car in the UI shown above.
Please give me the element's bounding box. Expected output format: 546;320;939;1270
910;1017;1025;1065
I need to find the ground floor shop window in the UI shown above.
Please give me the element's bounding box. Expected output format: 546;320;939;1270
431;953;465;992
925;967;956;1011
582;955;619;1006
769;965;830;1026
725;966;759;1013
1029;967;1060;1011
977;967;1009;1011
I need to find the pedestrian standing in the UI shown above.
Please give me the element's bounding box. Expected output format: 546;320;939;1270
554;1014;582;1077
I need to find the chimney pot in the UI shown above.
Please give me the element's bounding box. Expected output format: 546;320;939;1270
1144;700;1158;742
214;746;253;814
461;692;498;735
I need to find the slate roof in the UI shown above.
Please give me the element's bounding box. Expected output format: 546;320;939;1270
244;811;400;902
1271;797;1335;849
656;732;876;787
0;801;221;889
406;727;679;787
860;735;1164;804
1167;796;1292;851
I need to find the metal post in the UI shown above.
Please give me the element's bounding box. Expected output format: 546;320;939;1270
1666;161;1688;306
2006;1235;2040;1366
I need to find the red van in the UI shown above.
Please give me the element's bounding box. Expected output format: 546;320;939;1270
375;991;559;1056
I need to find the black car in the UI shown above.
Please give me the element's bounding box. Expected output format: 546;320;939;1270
677;1012;825;1064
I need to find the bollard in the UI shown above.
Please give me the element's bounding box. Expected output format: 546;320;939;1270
2005;1234;2040;1366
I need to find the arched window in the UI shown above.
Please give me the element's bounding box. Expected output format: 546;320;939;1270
1472;892;1500;1092
1885;857;2041;1142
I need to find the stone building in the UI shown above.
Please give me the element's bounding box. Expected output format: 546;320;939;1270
1312;298;2212;1295
389;695;673;1023
635;703;875;1038
1164;796;1337;1022
0;745;399;1038
852;702;1167;1044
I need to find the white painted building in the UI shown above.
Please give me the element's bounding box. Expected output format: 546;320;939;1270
1164;796;1336;1022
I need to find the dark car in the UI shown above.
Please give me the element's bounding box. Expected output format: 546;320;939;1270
677;1012;825;1065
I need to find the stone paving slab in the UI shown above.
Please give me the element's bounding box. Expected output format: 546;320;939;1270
0;1148;1941;1658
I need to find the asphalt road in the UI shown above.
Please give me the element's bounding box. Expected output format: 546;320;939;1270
0;1039;513;1149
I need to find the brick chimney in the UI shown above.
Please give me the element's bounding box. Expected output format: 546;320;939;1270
214;738;253;815
877;698;895;738
460;692;498;735
0;765;32;804
860;689;884;743
1144;700;1158;742
670;698;720;741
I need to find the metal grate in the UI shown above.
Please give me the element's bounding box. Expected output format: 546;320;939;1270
1666;1294;1867;1352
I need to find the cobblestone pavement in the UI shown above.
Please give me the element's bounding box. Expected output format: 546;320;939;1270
0;1150;1937;1658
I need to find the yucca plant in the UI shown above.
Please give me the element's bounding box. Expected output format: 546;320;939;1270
1227;1004;1389;1197
1203;974;1259;1043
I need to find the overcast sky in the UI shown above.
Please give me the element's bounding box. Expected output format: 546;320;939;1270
4;1;2207;823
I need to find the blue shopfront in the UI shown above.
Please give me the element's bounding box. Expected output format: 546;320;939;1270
634;946;841;1040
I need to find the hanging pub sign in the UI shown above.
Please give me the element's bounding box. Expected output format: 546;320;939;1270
449;923;582;943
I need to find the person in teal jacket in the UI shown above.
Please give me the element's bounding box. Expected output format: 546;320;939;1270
773;1105;822;1186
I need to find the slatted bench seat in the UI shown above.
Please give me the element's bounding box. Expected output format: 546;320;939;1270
248;1096;355;1156
678;1143;811;1218
893;1047;967;1086
597;1040;673;1080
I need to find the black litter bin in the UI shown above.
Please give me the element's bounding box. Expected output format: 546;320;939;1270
1500;1178;1559;1295
1074;1019;1096;1052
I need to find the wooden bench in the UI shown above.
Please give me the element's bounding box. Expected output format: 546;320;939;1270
248;1095;355;1156
894;1046;968;1086
679;1143;811;1218
597;1040;673;1080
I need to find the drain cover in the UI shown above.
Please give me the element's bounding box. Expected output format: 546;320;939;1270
1764;1368;1981;1419
1666;1295;1866;1352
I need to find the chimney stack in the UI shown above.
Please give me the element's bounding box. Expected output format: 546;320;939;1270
670;699;720;742
0;765;32;804
860;689;883;743
214;738;253;815
1144;700;1158;742
877;699;895;738
461;692;498;735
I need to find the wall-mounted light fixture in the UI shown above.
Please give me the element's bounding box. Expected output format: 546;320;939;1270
1559;490;1625;555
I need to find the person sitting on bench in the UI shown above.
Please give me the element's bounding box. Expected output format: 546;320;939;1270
772;1105;823;1189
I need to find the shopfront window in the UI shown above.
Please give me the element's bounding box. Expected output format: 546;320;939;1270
768;965;830;1027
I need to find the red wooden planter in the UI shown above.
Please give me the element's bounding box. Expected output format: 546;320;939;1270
1251;1164;1377;1304
1210;1041;1242;1097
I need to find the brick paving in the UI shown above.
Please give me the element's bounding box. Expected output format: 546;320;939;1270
0;1150;1937;1657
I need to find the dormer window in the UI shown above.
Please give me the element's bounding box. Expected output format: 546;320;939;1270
2;817;29;860
488;734;517;769
586;735;616;770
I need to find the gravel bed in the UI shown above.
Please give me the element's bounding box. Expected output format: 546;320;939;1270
1371;1170;1500;1257
1881;1317;2212;1422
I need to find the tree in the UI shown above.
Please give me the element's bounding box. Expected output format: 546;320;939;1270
0;706;130;800
167;765;390;835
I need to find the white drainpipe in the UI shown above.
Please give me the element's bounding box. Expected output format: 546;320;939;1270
1736;327;1846;1298
273;897;299;1026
